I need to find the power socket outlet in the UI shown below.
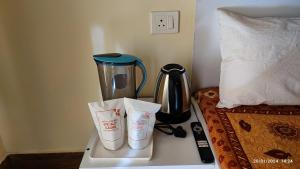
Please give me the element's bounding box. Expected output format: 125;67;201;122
151;11;179;34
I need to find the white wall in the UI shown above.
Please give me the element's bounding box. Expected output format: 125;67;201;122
0;0;195;153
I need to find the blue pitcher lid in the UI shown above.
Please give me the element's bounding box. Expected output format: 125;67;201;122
93;53;138;65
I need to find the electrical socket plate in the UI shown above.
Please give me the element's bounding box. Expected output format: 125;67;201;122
151;11;179;34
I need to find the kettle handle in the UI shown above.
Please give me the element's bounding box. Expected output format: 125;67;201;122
168;71;183;114
136;59;147;96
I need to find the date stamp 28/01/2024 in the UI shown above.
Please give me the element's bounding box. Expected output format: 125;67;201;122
253;158;293;164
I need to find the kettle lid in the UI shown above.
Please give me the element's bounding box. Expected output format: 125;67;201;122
93;53;139;65
161;64;185;74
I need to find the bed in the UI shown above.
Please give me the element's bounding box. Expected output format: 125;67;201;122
194;87;300;169
191;0;300;168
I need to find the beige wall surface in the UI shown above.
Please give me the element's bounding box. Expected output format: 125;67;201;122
0;0;195;153
0;0;10;157
0;137;6;162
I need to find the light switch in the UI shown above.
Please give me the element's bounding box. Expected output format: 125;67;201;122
151;11;179;34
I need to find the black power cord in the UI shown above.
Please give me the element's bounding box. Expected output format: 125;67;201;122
154;122;187;138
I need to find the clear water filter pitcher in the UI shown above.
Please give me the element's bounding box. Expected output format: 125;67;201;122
93;53;147;100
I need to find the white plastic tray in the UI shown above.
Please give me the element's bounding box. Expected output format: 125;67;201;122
80;98;217;169
88;133;153;162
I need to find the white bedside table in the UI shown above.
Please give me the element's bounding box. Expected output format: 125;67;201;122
80;98;218;169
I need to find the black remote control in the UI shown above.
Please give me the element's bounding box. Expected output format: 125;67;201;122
191;122;214;163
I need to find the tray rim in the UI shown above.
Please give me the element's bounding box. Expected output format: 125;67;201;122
86;129;153;162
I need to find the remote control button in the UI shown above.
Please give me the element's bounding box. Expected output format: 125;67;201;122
193;125;203;134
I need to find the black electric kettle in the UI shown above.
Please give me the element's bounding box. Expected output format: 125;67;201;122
154;64;191;124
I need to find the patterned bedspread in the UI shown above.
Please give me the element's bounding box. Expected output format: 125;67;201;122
194;87;300;169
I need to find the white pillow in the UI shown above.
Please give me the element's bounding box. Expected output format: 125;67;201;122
217;9;300;108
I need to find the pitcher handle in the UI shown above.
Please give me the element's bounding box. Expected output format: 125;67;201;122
136;59;147;96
